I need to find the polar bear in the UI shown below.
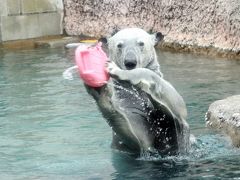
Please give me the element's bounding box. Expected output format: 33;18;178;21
85;28;190;156
64;28;190;156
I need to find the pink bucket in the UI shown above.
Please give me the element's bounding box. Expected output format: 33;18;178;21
75;42;109;87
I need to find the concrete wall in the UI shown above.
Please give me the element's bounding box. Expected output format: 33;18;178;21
64;0;240;59
0;0;63;42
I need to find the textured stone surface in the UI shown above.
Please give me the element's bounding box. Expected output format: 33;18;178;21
1;15;40;41
7;0;21;15
35;0;57;13
21;0;57;14
0;1;8;16
206;95;240;147
64;0;240;59
21;0;37;14
1;12;63;41
0;0;63;42
38;12;62;36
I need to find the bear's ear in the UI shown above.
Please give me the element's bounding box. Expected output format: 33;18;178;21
98;37;108;45
98;37;108;53
152;32;164;46
111;27;119;36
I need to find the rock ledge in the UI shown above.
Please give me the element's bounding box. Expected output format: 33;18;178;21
206;95;240;147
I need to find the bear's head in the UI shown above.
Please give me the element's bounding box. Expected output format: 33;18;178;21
100;28;164;75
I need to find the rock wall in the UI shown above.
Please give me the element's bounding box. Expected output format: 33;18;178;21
0;0;63;42
206;95;240;147
64;0;240;59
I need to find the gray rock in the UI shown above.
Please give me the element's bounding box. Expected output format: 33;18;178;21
34;37;80;48
206;95;240;147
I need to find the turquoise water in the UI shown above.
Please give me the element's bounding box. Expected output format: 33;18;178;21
0;47;240;179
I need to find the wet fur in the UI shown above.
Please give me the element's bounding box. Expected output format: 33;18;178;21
85;28;190;156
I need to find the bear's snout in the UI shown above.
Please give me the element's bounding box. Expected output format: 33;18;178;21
124;51;137;70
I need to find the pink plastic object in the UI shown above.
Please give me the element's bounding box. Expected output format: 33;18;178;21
75;42;109;87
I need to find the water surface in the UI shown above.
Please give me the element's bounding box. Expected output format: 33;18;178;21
0;47;240;179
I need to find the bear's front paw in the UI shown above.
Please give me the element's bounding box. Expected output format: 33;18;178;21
107;61;122;79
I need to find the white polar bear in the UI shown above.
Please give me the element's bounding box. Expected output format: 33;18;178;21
65;28;190;156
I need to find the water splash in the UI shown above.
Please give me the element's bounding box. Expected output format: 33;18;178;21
62;69;240;165
109;82;148;105
134;133;240;163
62;66;78;80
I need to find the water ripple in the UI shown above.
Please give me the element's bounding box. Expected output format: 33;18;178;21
0;48;240;179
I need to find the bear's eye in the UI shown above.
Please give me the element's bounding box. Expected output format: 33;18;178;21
117;42;123;49
138;41;144;47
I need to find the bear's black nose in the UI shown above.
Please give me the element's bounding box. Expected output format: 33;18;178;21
124;59;137;70
124;51;137;70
